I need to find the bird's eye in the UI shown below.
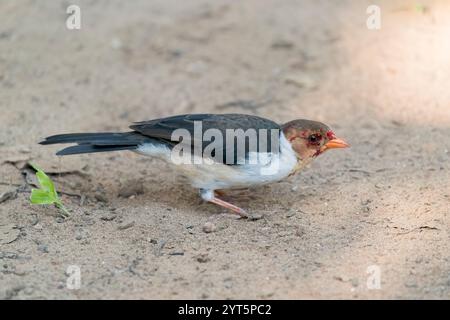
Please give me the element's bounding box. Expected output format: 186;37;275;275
308;134;322;144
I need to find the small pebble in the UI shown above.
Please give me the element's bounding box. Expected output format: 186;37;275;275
202;222;217;233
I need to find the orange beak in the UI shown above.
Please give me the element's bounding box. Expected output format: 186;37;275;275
321;137;350;152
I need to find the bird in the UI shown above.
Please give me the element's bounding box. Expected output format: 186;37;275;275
40;113;349;217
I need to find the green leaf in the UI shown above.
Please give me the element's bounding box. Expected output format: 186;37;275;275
30;162;59;200
30;189;55;205
28;163;69;217
36;170;56;196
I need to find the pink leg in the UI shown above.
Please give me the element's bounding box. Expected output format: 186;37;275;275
209;197;248;217
201;189;248;218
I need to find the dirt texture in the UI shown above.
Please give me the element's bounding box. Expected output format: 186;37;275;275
0;0;449;299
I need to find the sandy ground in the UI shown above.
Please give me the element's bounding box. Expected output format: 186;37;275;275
0;0;449;299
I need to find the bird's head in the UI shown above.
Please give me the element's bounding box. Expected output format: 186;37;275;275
282;119;349;160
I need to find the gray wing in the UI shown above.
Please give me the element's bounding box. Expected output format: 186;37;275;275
130;114;281;165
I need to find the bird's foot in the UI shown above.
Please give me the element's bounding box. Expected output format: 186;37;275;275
201;189;248;218
209;197;249;218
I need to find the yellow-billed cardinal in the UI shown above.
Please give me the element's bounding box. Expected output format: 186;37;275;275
41;114;349;217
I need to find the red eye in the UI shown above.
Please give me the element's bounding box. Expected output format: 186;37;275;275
308;134;322;144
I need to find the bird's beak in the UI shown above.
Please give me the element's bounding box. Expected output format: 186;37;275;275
321;137;350;152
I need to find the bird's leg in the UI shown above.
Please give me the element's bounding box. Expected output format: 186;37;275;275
200;189;248;218
210;198;248;217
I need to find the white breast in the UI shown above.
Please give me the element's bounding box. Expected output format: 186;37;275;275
136;133;298;190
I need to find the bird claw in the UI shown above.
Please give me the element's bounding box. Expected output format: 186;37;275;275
225;210;264;221
236;210;249;219
247;213;263;221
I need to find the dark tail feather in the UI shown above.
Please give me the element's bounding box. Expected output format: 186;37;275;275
40;132;143;146
40;132;150;156
56;144;137;156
